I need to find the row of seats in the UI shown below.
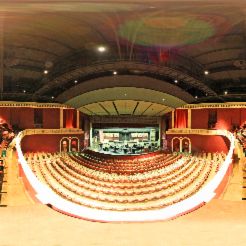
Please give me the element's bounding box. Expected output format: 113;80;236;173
69;152;181;174
25;151;222;211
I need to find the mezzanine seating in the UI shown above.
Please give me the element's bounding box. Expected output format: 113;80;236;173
24;151;224;211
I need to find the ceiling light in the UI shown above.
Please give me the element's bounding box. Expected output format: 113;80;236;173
174;79;178;83
51;96;54;99
124;93;127;96
224;91;228;95
44;70;49;74
98;46;106;52
74;80;78;84
113;71;117;75
23;90;26;93
195;96;198;99
204;70;209;75
162;98;165;101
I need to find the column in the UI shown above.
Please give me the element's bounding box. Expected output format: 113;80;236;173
60;108;63;128
172;110;175;128
76;110;80;129
188;109;191;128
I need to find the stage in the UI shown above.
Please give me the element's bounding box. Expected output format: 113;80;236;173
88;147;161;156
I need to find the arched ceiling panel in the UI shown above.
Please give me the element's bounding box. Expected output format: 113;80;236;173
79;100;172;116
56;75;194;104
66;87;186;111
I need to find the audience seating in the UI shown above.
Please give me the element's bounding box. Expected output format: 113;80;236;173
24;151;224;211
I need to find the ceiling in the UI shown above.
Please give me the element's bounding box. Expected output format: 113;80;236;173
0;0;246;110
79;100;171;116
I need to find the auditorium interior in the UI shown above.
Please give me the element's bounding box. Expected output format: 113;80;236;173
1;0;246;245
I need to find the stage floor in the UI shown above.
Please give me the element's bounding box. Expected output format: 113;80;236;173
89;147;158;156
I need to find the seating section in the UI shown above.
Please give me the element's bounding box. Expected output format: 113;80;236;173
24;151;225;211
235;125;246;155
69;150;182;174
0;123;15;150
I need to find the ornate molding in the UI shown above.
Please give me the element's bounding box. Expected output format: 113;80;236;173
19;128;83;139
179;102;246;109
0;101;73;109
166;128;234;142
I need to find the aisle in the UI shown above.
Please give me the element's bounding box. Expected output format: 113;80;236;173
0;200;246;246
4;148;34;206
220;158;243;201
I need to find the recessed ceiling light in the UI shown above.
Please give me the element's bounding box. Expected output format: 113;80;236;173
74;80;78;84
113;71;117;75
195;96;198;99
44;70;48;74
51;96;54;99
23;90;26;93
224;91;228;95
98;46;106;52
174;79;178;83
204;70;209;75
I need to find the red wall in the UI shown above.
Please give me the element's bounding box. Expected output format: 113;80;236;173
0;107;61;129
191;109;209;129
0;107;34;129
216;108;246;130
241;109;246;125
191;108;246;130
21;134;84;153
43;109;60;129
0;107;11;124
166;134;230;153
19;108;34;129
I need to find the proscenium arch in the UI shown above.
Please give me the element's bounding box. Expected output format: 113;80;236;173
56;75;194;103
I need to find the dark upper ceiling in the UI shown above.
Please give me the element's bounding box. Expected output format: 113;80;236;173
0;0;246;105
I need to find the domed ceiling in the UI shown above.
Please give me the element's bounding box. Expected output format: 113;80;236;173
0;0;246;113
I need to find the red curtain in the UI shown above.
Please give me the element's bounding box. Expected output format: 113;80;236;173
63;109;77;128
174;109;188;128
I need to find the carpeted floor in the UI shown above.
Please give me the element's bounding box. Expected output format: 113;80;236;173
0;200;245;246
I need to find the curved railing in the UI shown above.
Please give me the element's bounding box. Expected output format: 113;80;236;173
15;128;235;222
17;128;83;139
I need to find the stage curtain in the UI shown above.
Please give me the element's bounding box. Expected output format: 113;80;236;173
63;109;77;128
174;109;188;128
